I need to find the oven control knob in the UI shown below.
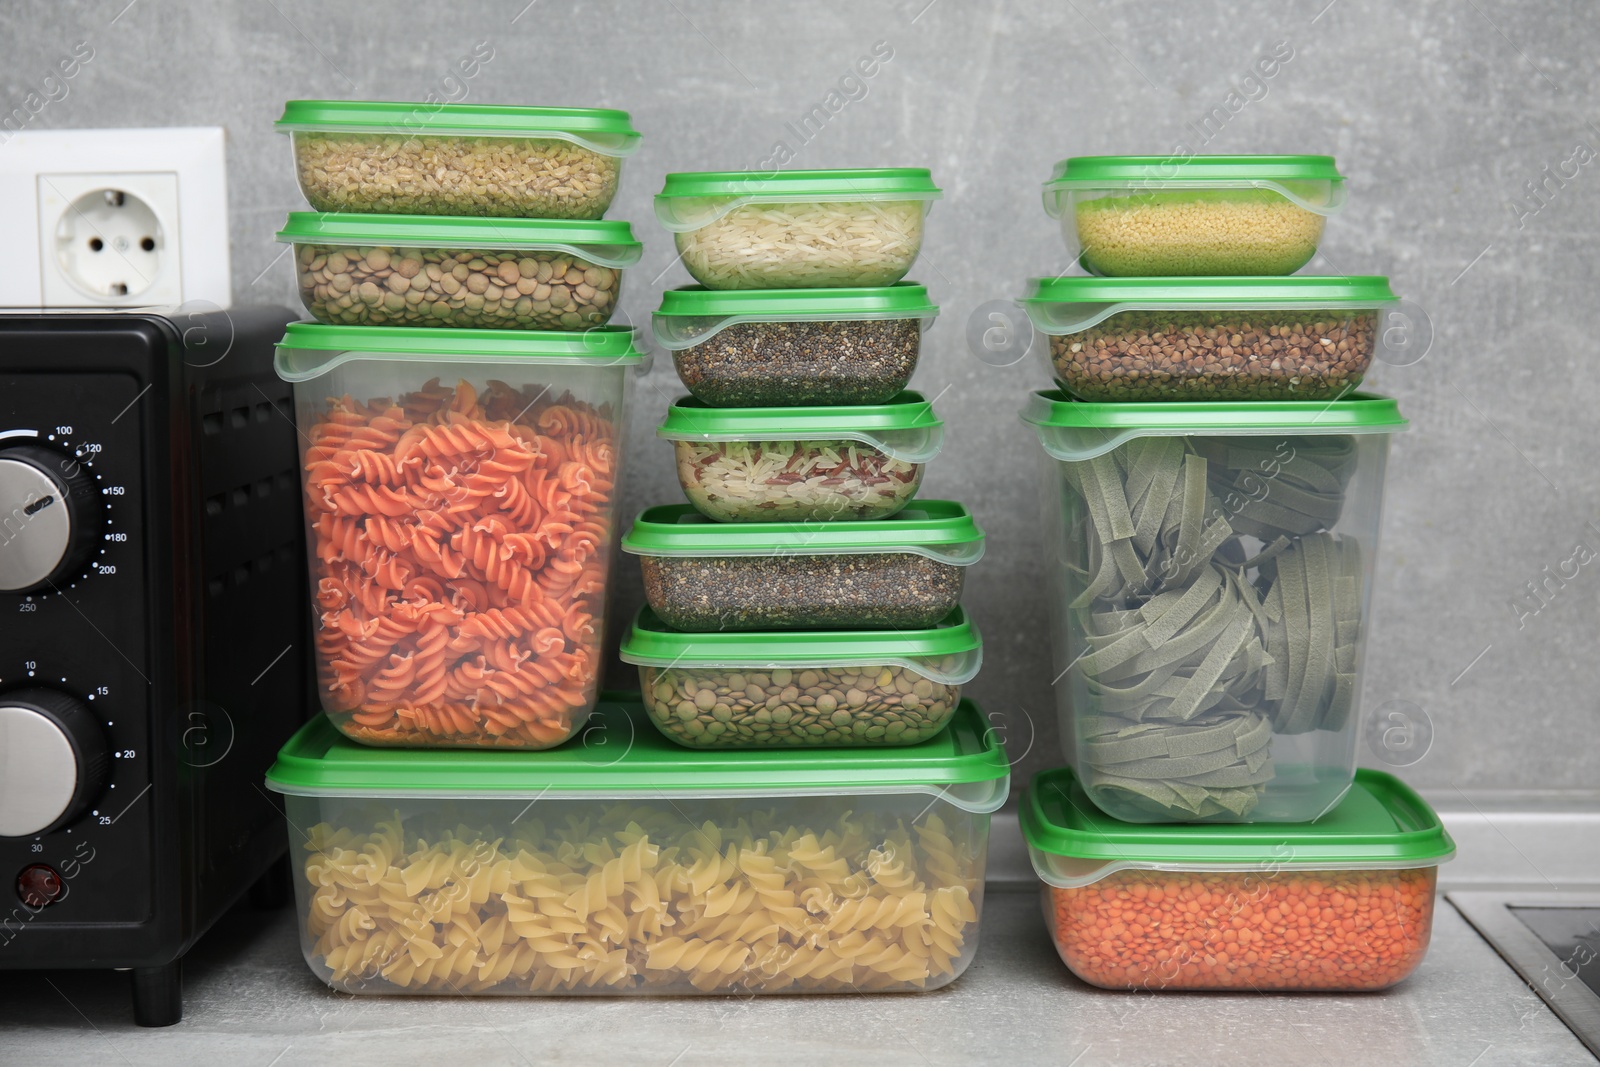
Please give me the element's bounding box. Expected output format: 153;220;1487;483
0;442;101;594
0;689;109;837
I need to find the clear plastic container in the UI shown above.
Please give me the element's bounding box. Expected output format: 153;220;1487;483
621;607;980;748
1022;276;1398;402
274;323;646;749
278;213;641;331
659;391;943;522
1022;390;1408;822
621;500;983;631
1023;767;1454;991
656;169;942;289
265;695;1010;994
276;100;641;219
654;284;938;406
1043;155;1347;276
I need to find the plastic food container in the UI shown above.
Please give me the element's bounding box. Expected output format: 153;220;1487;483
276;100;641;219
1022;390;1407;822
621;500;983;631
659;391;942;522
1022;276;1398;402
1023;766;1454;991
279;213;641;331
275;322;647;749
656;169;942;289
266;694;1009;995
1043;155;1347;276
622;606;981;749
654;284;938;406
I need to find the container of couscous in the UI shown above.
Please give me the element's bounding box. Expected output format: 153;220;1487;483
1043;155;1346;276
654;283;938;406
659;391;943;522
656;169;942;289
1021;275;1398;401
622;501;984;631
277;100;640;219
1023;766;1454;991
267;693;1010;994
621;607;981;748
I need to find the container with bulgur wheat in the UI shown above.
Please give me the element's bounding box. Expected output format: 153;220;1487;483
658;391;944;522
278;213;642;331
621;500;984;631
654;284;938;407
1022;276;1398;402
1043;155;1346;277
621;606;982;749
277;100;640;219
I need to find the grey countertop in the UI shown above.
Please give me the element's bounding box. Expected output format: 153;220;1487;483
3;797;1597;1067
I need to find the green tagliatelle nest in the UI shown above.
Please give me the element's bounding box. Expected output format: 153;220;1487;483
1061;435;1364;819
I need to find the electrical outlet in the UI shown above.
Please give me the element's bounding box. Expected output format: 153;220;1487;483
0;128;230;309
39;172;181;305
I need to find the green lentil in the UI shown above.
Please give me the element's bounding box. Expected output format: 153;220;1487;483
639;664;960;749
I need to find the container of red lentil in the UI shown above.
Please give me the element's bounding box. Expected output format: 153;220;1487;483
1022;766;1454;992
1021;276;1398;402
1042;155;1347;276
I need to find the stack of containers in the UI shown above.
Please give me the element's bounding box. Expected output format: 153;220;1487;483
1014;156;1455;991
621;168;990;755
264;121;1011;996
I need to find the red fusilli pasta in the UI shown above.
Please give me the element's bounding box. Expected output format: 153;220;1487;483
303;377;619;747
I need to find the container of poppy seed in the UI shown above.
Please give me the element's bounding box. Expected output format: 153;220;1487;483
619;607;983;749
621;501;984;631
1022;275;1398;402
654;284;938;406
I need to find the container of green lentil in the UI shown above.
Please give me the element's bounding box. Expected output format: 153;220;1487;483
1022;276;1398;402
622;500;983;631
620;607;982;748
1043;155;1346;276
654;283;938;406
278;212;642;330
659;391;943;522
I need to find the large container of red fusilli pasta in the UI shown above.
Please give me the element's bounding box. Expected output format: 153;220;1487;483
275;322;646;749
265;694;1010;995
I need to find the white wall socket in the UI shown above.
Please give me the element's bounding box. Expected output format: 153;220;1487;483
0;127;230;309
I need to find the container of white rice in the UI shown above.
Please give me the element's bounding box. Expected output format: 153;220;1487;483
657;391;944;521
655;169;942;290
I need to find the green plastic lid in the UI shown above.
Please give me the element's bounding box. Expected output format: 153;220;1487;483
275;322;647;381
620;606;982;685
1022;766;1455;887
620;500;985;565
1022;275;1397;334
658;390;944;461
266;691;1010;812
1043;154;1346;217
653;282;938;349
275;100;641;155
277;212;643;268
656;168;942;230
1022;388;1407;461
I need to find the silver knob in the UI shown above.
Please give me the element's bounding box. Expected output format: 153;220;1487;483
0;690;108;837
0;443;99;594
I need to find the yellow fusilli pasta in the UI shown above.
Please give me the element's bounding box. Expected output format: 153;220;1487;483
297;803;985;994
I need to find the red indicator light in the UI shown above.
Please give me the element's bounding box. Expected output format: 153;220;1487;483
17;864;64;908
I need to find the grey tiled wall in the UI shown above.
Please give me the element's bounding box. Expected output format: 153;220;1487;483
8;0;1595;791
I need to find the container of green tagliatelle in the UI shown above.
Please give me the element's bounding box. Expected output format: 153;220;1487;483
1021;389;1407;823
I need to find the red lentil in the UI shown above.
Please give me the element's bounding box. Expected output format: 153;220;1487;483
1046;866;1436;991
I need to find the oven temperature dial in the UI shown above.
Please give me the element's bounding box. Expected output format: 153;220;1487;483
0;442;101;594
0;689;109;837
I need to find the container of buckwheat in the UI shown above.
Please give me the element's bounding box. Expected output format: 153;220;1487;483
1021;275;1398;403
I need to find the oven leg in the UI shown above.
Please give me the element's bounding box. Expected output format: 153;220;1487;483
131;959;182;1026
